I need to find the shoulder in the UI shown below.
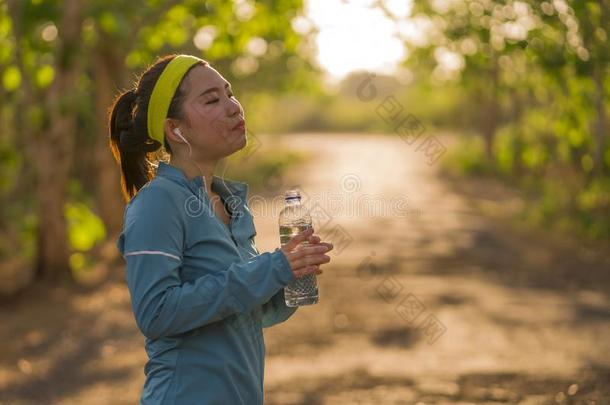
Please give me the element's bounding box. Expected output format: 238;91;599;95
124;177;188;225
118;178;190;254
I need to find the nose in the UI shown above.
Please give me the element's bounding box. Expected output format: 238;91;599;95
226;95;242;118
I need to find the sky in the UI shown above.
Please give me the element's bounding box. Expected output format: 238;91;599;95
304;0;415;82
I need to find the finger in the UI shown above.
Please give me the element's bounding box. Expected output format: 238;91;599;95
290;254;331;270
288;242;333;258
307;235;321;244
317;242;334;251
289;244;330;258
294;266;322;278
283;228;314;251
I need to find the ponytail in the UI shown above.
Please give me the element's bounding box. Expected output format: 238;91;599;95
109;89;160;201
107;54;207;201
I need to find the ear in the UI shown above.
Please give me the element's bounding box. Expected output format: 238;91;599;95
163;118;182;143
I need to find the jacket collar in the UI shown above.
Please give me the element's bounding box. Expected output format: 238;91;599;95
155;161;249;200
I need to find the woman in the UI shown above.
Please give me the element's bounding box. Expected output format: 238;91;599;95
109;54;333;404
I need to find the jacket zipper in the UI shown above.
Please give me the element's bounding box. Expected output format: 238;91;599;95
186;179;245;260
207;187;244;261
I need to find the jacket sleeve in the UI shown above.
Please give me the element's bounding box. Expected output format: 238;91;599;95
261;288;298;328
246;222;298;328
117;187;296;340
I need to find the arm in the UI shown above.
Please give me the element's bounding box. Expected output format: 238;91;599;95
248;228;298;328
117;188;296;340
261;288;299;328
260;233;330;328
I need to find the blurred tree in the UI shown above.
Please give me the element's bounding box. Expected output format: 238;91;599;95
89;0;313;236
564;1;608;173
392;0;609;238
402;0;608;169
6;0;84;283
1;0;313;289
405;0;535;161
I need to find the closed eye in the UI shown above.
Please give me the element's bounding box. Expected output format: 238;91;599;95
205;93;236;105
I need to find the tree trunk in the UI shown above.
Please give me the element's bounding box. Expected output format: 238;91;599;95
36;144;72;282
93;41;128;240
482;61;499;162
510;88;524;177
35;0;84;282
592;64;607;174
590;0;608;175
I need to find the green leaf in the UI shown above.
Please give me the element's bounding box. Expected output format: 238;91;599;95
2;66;21;91
99;12;118;35
35;64;54;88
69;252;86;271
65;202;106;252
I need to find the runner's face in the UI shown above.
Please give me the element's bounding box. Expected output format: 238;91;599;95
178;64;246;160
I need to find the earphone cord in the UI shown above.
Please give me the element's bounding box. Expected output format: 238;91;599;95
184;139;207;185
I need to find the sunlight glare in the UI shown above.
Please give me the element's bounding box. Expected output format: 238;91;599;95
306;0;410;81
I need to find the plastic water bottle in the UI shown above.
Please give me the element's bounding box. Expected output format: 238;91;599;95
279;189;319;307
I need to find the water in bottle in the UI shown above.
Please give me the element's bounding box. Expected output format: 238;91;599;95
279;189;319;307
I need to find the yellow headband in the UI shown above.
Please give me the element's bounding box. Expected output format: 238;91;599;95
147;55;204;144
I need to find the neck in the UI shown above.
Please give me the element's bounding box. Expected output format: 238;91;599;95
169;155;217;197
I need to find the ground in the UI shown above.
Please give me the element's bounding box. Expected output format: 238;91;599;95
1;133;609;404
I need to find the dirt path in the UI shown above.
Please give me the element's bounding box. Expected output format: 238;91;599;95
1;133;609;404
256;133;610;404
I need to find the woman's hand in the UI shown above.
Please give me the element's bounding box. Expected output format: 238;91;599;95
280;228;333;278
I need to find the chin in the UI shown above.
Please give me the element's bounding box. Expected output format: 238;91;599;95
222;133;247;157
235;132;248;150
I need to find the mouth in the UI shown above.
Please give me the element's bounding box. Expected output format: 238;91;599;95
232;119;245;131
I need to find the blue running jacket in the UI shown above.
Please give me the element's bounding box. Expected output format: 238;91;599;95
116;162;298;404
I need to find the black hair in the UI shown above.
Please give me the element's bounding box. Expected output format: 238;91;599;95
108;54;207;200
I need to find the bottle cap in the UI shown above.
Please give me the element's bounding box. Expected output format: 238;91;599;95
285;189;301;201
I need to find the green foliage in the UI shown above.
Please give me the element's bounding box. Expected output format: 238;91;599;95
443;134;492;176
409;0;610;240
243;69;468;135
65;201;106;253
0;203;37;262
62;194;107;274
0;0;313;279
2;65;20;91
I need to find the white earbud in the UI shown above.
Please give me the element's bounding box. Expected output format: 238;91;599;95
172;126;204;180
173;127;189;145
